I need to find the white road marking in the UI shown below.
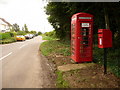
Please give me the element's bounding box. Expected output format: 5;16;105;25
19;44;28;49
0;52;12;61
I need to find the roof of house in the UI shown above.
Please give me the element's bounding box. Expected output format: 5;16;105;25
0;18;12;26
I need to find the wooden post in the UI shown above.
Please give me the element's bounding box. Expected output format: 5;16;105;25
103;3;110;74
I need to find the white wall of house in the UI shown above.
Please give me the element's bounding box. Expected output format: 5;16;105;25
0;19;10;33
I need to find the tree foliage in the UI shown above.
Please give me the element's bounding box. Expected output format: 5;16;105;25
24;24;29;33
12;23;20;32
17;31;26;35
29;30;37;34
38;31;42;35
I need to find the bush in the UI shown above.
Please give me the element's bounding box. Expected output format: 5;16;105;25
44;30;56;38
0;37;16;44
0;32;17;40
9;32;17;37
38;31;42;35
42;30;58;41
0;33;2;40
17;31;26;35
0;32;17;44
0;32;11;40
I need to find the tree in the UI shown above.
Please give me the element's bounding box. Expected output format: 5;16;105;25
24;24;29;33
38;31;42;35
46;3;67;39
30;30;37;34
22;27;25;31
12;23;20;32
17;31;26;35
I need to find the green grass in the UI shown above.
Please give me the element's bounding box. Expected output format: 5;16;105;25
93;46;120;77
56;71;69;88
107;49;120;77
42;34;59;41
40;40;70;56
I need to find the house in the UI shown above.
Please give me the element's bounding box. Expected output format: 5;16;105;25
0;18;12;33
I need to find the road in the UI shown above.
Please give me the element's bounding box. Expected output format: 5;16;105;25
0;36;55;88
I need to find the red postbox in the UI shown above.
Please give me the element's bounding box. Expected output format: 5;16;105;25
98;29;112;48
71;12;93;63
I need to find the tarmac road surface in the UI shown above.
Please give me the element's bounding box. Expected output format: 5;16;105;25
0;36;55;88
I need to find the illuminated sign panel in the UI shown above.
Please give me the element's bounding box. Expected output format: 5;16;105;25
79;17;92;19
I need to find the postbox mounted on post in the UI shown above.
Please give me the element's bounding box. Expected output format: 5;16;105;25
98;29;112;74
71;12;93;63
98;29;112;48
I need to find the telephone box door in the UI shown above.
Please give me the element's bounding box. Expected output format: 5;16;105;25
78;22;93;62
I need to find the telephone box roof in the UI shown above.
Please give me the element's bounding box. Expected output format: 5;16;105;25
72;12;93;18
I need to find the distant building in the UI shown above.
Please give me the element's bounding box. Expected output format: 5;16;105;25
0;18;12;33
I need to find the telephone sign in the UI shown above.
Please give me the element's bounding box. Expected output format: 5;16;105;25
71;12;93;63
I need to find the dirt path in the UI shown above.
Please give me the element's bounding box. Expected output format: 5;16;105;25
46;54;120;88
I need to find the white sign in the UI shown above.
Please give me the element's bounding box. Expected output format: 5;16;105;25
100;38;102;45
81;23;90;27
79;17;92;19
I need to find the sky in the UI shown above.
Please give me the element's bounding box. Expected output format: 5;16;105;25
0;0;54;33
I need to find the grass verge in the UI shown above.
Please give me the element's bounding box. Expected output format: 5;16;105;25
40;40;71;88
56;71;69;88
40;40;70;56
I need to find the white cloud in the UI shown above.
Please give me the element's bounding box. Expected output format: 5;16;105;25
0;0;53;32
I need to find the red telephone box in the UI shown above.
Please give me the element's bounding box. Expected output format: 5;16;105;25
71;12;93;63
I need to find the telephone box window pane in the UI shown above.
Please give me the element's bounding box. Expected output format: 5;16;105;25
72;37;75;39
81;28;89;32
80;41;89;47
71;24;75;31
81;28;89;36
83;37;89;41
83;41;88;44
72;52;75;55
72;47;75;50
81;32;89;36
80;41;83;44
